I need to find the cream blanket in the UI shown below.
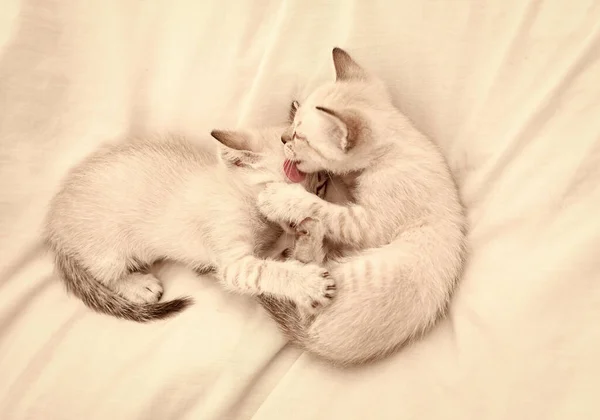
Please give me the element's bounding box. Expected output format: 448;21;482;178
1;1;599;419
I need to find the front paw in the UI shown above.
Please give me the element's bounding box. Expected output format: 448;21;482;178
292;264;337;315
294;217;322;238
257;182;312;224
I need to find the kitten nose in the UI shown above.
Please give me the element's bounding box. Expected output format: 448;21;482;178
281;134;290;144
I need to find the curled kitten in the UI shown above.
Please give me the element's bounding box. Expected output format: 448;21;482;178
258;48;467;365
45;123;333;322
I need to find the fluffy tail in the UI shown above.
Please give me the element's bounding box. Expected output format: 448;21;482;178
54;252;192;322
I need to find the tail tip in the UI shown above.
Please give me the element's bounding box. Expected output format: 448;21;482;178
153;296;194;319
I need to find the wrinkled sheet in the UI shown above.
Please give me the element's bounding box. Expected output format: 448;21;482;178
1;1;600;419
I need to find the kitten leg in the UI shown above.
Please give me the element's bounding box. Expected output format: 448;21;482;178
258;182;373;248
288;217;332;320
291;218;326;264
218;250;335;313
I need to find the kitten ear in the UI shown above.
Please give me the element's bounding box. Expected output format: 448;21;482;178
211;130;251;151
289;100;300;123
332;47;368;82
316;106;365;152
212;129;262;168
218;147;261;169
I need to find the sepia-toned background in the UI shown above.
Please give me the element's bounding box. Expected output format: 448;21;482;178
1;1;599;419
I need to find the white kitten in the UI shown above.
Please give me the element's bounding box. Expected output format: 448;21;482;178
258;49;467;365
44;126;335;322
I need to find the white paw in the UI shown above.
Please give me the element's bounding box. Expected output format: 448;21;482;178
291;218;326;264
280;217;321;236
290;264;337;314
257;182;312;225
117;273;164;304
295;217;323;238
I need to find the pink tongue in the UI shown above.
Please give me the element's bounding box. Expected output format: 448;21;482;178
283;159;306;183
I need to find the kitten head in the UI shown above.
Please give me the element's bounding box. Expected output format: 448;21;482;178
282;48;395;176
211;123;327;197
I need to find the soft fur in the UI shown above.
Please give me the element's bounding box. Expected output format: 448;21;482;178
44;126;334;322
257;48;467;365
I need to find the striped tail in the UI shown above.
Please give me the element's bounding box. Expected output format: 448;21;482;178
54;252;192;322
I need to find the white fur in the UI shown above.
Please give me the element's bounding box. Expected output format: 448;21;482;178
45;127;335;319
257;49;467;364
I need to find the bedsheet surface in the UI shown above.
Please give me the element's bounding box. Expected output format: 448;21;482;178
1;1;599;419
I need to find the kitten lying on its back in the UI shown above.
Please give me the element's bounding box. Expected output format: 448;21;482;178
258;49;467;365
45;126;335;322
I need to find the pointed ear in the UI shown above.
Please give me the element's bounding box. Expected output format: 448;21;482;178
332;47;368;82
289;100;300;123
211;129;250;151
218;147;261;169
212;129;262;168
316;106;366;152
